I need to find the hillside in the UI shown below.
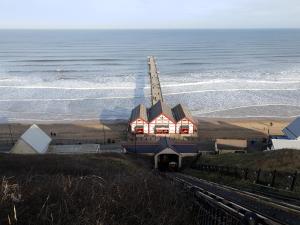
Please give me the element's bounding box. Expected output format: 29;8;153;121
198;149;300;171
0;153;197;225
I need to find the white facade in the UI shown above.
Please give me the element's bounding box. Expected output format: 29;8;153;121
175;118;194;134
130;119;149;134
271;139;300;150
10;124;52;154
130;116;195;135
149;114;176;134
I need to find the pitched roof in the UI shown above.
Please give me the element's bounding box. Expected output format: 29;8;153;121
148;100;175;122
283;117;300;139
156;138;179;153
21;124;52;153
173;144;199;153
172;104;196;124
122;138;198;154
129;104;148;123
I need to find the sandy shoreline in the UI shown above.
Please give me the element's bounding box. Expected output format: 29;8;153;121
0;117;291;147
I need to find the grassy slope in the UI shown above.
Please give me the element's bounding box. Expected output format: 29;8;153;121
0;153;196;225
185;150;300;197
198;149;300;171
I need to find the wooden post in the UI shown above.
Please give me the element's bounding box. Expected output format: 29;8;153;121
226;166;230;175
234;167;238;178
102;124;106;144
134;133;137;153
290;171;297;191
244;168;249;180
271;170;276;187
256;169;261;184
8;124;14;145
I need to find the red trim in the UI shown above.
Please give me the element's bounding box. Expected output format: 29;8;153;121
135;127;144;134
179;127;189;134
155;127;170;134
177;117;197;127
130;117;148;124
149;113;176;124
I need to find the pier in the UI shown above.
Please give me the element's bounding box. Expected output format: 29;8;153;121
148;56;164;106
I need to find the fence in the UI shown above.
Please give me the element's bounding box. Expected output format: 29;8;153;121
159;172;245;225
192;197;243;225
191;164;298;192
51;138;117;145
0;138;121;153
164;174;268;225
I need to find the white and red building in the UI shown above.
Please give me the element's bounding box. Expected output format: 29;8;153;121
148;101;176;134
129;104;149;135
129;101;197;135
172;104;197;134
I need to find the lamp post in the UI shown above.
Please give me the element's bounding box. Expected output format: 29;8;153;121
134;133;137;153
8;124;13;145
102;124;106;145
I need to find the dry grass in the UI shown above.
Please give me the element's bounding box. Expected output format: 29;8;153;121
0;154;197;225
198;149;300;171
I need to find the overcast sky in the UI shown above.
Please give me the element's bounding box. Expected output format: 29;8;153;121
0;0;300;29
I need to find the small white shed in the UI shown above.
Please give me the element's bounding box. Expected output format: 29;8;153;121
270;139;300;151
10;124;52;154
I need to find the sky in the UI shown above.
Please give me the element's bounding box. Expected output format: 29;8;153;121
0;0;300;29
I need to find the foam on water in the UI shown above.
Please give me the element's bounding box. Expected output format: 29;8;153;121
1;29;300;122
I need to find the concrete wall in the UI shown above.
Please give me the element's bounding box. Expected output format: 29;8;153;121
181;153;198;157
218;149;247;154
49;144;122;154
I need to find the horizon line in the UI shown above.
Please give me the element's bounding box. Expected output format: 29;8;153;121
0;27;300;31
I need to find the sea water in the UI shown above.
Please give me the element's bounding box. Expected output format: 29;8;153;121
0;29;300;122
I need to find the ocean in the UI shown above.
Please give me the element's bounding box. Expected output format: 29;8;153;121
0;29;300;122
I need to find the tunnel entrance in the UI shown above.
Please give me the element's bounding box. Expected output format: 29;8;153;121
157;154;179;171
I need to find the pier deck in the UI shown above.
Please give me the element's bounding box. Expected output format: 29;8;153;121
148;56;164;105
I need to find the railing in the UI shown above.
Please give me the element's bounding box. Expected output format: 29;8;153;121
191;164;298;192
0;138;121;153
160;172;269;225
192;197;243;225
148;56;164;105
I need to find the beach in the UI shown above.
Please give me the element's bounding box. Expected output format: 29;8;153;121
0;30;298;150
197;117;289;140
0;118;291;152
